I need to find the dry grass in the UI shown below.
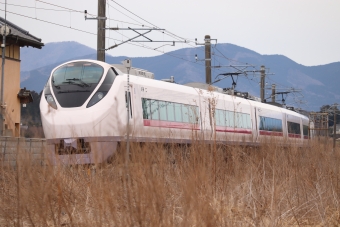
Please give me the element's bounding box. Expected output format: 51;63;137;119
1;139;340;226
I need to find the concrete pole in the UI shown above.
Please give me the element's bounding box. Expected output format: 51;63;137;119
260;65;265;102
1;33;5;136
1;0;8;136
271;84;276;103
97;0;106;62
205;35;211;84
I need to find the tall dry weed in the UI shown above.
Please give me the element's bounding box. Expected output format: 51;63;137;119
1;139;340;226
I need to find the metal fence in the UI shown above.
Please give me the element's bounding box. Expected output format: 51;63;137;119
0;137;46;167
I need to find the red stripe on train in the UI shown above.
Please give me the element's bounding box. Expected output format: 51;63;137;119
143;119;200;130
259;131;283;137
215;126;252;134
288;133;301;138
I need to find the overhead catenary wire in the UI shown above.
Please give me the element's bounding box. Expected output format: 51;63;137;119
0;2;70;12
109;0;195;44
3;1;308;107
0;9;206;67
3;0;206;60
5;0;285;88
0;1;143;26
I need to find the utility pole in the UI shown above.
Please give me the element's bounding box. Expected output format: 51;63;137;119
205;35;211;84
97;0;106;62
1;0;9;136
260;65;265;102
271;84;276;103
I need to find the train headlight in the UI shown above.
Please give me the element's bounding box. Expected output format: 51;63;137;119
87;91;107;108
44;85;58;109
45;94;58;109
97;92;104;100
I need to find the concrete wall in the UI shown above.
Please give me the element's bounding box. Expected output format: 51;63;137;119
0;137;46;167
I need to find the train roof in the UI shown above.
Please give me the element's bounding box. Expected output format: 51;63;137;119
112;64;154;79
123;72;308;120
69;60;307;119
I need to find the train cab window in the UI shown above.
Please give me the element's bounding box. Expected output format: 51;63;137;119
259;116;282;132
81;63;105;83
51;61;107;108
53;62;104;86
287;121;301;135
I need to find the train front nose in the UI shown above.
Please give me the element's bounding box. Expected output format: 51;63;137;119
39;60;121;165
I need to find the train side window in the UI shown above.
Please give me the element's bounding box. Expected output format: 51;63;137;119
142;98;151;119
215;109;221;126
288;121;301;134
167;102;175;122
260;116;282;132
227;111;235;128
159;101;167;121
236;113;243;128
260;116;265;130
182;105;190;123
151;100;159;120
222;110;227;126
245;114;251;129
192;106;199;123
193;106;200;123
174;103;182;122
303;125;308;136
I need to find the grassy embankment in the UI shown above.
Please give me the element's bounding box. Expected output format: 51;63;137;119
1;139;340;226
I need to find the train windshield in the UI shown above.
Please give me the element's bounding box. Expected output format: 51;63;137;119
52;62;104;86
51;61;106;108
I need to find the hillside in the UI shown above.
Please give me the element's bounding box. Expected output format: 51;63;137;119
20;41;340;111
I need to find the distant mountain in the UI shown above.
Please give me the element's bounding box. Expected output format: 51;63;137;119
20;41;96;72
20;41;340;111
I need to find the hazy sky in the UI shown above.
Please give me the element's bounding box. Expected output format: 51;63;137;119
1;0;340;66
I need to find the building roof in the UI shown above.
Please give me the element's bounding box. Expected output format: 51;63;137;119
0;17;44;49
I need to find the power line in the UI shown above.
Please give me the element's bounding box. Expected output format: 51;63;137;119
0;9;206;67
36;0;94;15
0;2;70;12
109;0;196;46
0;1;142;27
3;1;302;102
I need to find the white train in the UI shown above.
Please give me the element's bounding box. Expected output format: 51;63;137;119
40;60;310;165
